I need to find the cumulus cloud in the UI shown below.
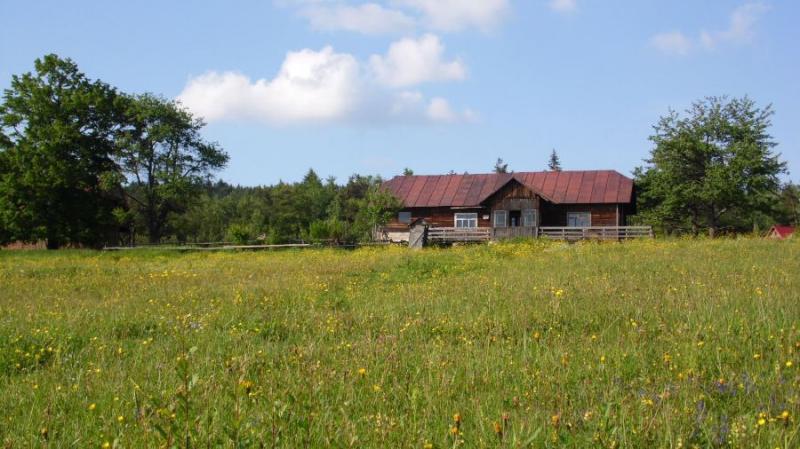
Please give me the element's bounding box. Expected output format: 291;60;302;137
394;0;510;32
369;34;466;87
299;3;415;35
549;0;577;14
651;2;769;56
177;41;473;126
177;47;362;124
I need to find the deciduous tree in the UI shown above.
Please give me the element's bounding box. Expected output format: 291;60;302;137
635;96;786;236
0;54;125;248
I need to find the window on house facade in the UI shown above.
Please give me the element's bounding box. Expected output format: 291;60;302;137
567;212;591;227
454;212;478;228
493;210;507;228
398;211;412;224
522;209;537;227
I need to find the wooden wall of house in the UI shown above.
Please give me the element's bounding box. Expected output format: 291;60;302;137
486;181;540;216
539;203;626;227
385;207;490;229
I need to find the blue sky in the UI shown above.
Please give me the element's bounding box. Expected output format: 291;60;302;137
2;0;798;185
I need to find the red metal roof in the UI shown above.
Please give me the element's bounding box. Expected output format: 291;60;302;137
768;226;795;239
382;170;634;207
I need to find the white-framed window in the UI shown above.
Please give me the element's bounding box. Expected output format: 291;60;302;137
493;210;507;228
398;211;412;224
522;209;537;227
567;212;591;227
454;212;478;228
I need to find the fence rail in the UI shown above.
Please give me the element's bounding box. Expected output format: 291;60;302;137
493;226;538;240
427;227;492;242
538;226;653;240
423;226;653;244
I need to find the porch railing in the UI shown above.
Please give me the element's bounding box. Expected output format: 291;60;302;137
492;226;538;240
538;226;653;240
423;225;653;243
427;227;492;242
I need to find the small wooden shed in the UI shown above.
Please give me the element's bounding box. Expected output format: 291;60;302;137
766;225;795;240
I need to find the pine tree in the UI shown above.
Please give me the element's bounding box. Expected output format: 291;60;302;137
548;149;562;171
494;158;509;173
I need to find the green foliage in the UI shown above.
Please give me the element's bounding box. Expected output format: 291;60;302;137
634;96;787;236
0;55;228;248
0;54;126;248
174;174;396;245
0;239;798;447
548;149;562;171
117;93;229;243
226;223;260;245
494;157;509;173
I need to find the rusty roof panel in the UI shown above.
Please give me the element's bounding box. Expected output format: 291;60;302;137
603;173;621;203
565;172;583;203
451;176;474;206
384;170;633;207
541;172;558;200
617;176;634;203
577;171;596;203
552;172;572;203
414;176;438;207
426;175;448;206
441;175;462;206
589;171;610;203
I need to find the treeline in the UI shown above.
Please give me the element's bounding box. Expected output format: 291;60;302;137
161;172;398;245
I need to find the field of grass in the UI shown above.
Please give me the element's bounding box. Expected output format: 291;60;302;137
0;239;798;448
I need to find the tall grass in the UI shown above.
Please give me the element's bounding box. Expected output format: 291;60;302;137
0;238;798;448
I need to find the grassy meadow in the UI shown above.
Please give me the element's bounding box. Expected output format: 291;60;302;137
0;239;799;448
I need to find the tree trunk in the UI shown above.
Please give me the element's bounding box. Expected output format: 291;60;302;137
707;207;718;238
46;238;61;250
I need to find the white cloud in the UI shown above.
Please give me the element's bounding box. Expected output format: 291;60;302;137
650;31;693;56
299;3;415;35
177;47;362;124
177;40;473;126
369;34;466;87
701;2;769;49
426;97;456;122
394;0;509;31
651;2;769;56
284;0;510;34
549;0;577;14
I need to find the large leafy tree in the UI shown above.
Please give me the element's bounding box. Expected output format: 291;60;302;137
0;54;125;248
116;94;228;243
635;96;786;236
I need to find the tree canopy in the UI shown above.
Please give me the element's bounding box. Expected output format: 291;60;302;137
0;54;125;248
634;96;787;236
0;54;228;247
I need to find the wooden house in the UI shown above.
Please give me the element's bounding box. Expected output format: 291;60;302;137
379;170;651;244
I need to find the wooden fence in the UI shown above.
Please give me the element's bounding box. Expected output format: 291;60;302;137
538;226;653;241
423;226;653;244
427;227;492;243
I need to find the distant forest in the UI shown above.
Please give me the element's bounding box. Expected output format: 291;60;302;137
159;171;398;246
